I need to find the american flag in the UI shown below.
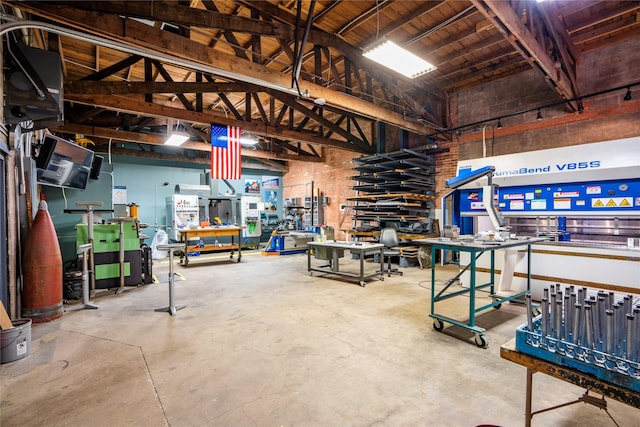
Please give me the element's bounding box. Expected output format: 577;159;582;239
210;124;242;179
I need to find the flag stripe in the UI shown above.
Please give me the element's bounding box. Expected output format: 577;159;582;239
210;124;242;179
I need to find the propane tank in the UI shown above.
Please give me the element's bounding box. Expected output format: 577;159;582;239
22;194;63;322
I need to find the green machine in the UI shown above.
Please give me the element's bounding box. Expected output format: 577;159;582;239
76;220;145;289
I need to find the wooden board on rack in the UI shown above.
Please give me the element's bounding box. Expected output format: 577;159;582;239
346;193;435;201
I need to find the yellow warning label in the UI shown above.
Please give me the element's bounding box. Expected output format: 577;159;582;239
592;198;633;208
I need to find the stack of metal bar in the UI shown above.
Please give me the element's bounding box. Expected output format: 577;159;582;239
526;285;639;362
515;286;639;390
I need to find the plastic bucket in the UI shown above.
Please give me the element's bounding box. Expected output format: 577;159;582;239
1;318;32;364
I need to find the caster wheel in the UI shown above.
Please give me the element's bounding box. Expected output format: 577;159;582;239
359;281;366;287
433;319;444;332
493;303;502;310
474;334;488;348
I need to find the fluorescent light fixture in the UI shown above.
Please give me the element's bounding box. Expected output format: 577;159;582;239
239;136;259;145
363;38;436;79
164;118;189;146
164;132;189;146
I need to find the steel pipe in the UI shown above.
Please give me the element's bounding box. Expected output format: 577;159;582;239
541;297;549;337
585;304;594;349
526;294;533;332
550;293;557;338
573;303;582;345
626;314;635;360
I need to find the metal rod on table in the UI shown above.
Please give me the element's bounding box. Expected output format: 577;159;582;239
584;303;594;349
550;293;557;338
605;309;614;354
625;314;635;360
607;291;615;311
613;304;622;356
563;293;571;341
565;296;575;342
526;294;533;332
597;296;606;350
555;300;563;341
577;288;585;306
572;303;582;345
541;297;549;337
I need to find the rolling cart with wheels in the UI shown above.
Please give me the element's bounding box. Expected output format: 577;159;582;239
307;241;384;287
418;237;543;348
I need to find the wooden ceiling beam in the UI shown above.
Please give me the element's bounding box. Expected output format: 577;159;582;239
571;14;640;45
536;1;579;97
274;94;372;153
564;2;640;33
64;94;366;153
471;0;577;103
10;1;436;135
57;122;321;163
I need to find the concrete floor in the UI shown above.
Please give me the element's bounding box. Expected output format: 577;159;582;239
1;250;638;426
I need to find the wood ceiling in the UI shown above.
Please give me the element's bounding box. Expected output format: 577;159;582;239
2;0;639;170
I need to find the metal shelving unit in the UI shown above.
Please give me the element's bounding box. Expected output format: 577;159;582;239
347;145;440;237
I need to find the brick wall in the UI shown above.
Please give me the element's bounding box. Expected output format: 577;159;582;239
284;37;640;226
284;148;357;239
283;125;430;239
444;36;640;207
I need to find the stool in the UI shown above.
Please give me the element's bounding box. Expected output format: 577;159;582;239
78;243;98;309
76;201;104;297
155;243;187;316
107;217;133;294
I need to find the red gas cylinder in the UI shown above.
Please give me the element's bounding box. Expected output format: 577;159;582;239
22;194;63;322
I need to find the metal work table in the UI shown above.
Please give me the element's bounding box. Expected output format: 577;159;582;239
415;237;544;347
501;339;640;426
178;226;243;266
307;241;384;287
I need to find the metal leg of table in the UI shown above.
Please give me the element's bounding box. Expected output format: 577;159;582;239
80;244;99;310
155;245;187;316
525;368;533;427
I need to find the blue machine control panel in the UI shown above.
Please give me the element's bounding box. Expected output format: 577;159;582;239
458;178;640;215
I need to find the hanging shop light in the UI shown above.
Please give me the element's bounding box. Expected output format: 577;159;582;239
363;38;436;79
164;119;189;146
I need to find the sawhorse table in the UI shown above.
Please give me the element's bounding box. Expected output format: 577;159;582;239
500;339;640;426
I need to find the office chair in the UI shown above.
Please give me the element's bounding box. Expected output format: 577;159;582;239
379;228;403;277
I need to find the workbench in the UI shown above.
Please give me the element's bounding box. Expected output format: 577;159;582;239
500;339;640;426
178;226;243;266
416;237;544;347
307;241;384;287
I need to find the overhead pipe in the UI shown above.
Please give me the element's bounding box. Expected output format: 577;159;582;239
292;0;317;94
